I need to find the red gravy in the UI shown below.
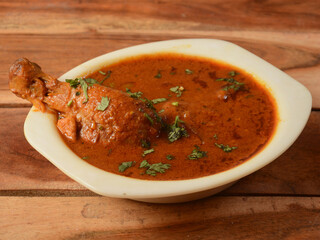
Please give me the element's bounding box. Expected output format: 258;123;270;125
61;54;277;180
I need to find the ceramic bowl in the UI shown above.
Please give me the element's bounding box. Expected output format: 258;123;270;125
24;39;312;203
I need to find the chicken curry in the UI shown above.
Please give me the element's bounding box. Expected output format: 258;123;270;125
9;54;276;180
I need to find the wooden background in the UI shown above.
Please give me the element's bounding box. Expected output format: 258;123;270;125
0;0;319;239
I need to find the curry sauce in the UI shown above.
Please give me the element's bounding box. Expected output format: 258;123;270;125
61;54;277;180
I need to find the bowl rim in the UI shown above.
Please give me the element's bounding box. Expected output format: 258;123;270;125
24;38;312;199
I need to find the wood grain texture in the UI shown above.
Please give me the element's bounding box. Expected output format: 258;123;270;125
1;34;320;108
1;108;319;196
1;196;320;239
0;0;319;34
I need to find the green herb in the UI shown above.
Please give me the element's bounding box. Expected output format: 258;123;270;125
170;86;184;97
100;71;112;84
82;156;89;160
98;125;104;130
151;98;167;104
139;160;171;176
168;116;188;142
216;78;244;92
67;99;73;107
96;96;110;111
185;69;193;75
170;71;176;75
141;139;151;149
119;161;135;172
229;71;239;77
79;79;89;103
154;71;162;78
66;78;80;88
99;70;106;75
76;91;81;96
215;143;237;153
158;109;165;114
213;134;218;140
188;145;207;160
126;88;143;99
84;78;100;86
142;148;155;157
172;102;179;106
166;155;175;160
144;113;154;125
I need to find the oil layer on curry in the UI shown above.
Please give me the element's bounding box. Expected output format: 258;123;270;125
9;54;276;180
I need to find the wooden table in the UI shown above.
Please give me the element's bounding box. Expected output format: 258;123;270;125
1;1;319;239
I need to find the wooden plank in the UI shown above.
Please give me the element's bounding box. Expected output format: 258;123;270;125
0;0;319;34
0;108;319;195
1;34;320;108
0;196;320;239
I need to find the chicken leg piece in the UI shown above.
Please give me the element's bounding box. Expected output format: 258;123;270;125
9;58;161;147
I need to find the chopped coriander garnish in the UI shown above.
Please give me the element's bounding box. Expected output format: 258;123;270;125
76;91;81;96
98;125;104;130
158;109;165;114
100;70;112;84
166;155;175;160
168;116;188;142
139;160;171;176
229;71;239;77
170;86;184;97
215;143;237;152
144;113;154;125
119;161;135;172
66;79;81;88
126;88;143;99
185;69;193;74
154;71;162;78
170;71;176;75
82;156;89;160
213;134;218;140
216;78;244;92
99;70;106;75
84;78;100;86
172;102;179;106
141;139;151;149
96;96;110;111
188;145;207;160
151;98;167;104
79;79;89;103
67;99;73;107
142;148;155;157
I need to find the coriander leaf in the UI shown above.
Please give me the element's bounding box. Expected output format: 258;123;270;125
151;98;167;104
99;70;106;75
119;161;135;172
170;86;184;97
67;99;73;107
172;102;179;106
168;116;188;142
229;71;239;77
139;160;171;176
96;96;110;111
79;79;89;103
213;134;218;140
215;143;237;153
76;91;81;96
166;155;175;160
82;156;89;160
188;145;207;160
154;71;162;78
100;70;112;84
216;77;244;92
126;88;143;99
66;78;80;88
84;78;100;86
142;148;155;157
141;139;151;149
158;109;164;114
144;113;154;125
185;69;193;74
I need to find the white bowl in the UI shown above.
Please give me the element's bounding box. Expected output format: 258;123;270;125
24;39;312;203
